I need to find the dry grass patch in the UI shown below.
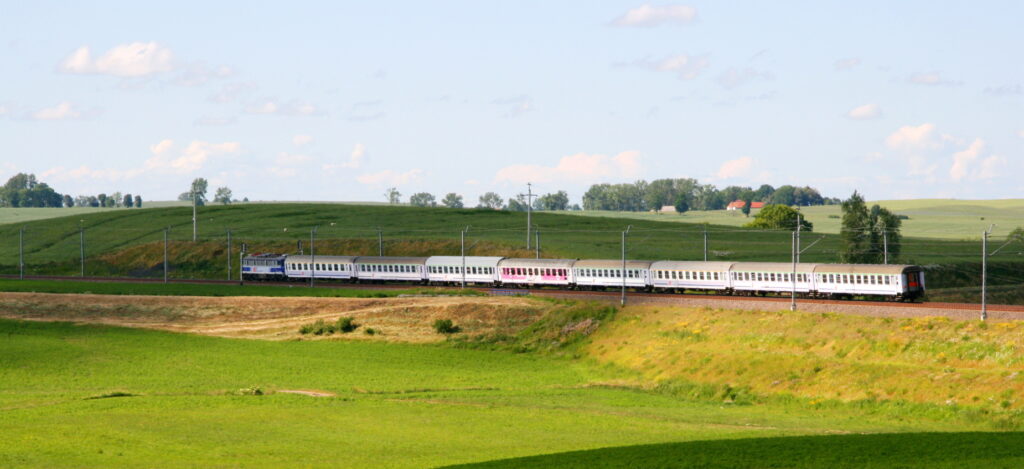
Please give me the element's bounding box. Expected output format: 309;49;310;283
586;305;1024;410
0;292;546;343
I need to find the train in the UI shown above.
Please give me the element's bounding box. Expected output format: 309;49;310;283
241;253;926;301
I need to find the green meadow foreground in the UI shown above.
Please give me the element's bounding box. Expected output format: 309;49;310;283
3;288;1024;467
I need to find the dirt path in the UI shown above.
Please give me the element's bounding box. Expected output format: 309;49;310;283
0;292;544;342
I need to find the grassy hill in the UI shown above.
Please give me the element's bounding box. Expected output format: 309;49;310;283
0;203;1020;299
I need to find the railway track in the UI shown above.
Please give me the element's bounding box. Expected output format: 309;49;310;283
4;273;1022;314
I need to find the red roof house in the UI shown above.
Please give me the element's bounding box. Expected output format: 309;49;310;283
726;200;765;211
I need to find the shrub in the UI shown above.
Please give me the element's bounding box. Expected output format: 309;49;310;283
433;319;461;334
299;319;334;335
336;316;359;333
364;327;377;336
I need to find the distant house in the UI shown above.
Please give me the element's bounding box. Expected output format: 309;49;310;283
660;205;677;213
726;200;765;211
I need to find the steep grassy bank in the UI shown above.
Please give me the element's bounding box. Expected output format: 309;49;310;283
585;305;1024;415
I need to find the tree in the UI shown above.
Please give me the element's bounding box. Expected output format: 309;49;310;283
441;192;463;208
111;192;123;207
673;194;689;214
134;195;142;208
535;191;569;210
741;193;753;217
63;194;74;207
241;197;248;203
123;193;133;208
87;196;99;207
507;195;529;212
97;193;108;207
190;178;209;206
1010;227;1024;247
753;184;775;202
839;191;872;263
214;187;233;205
868;204;902;262
477;192;504;209
744;204;813;231
384;187;401;204
409;192;436;207
0;173;62;207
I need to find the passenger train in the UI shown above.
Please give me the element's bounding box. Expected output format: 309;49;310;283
242;253;926;301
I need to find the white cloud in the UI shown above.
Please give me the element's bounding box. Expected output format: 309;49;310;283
245;99;323;116
846;103;882;120
715;157;754;179
293;135;313;146
39;139;240;184
149;139;174;155
357;169;423;186
885;123;937;149
978;155;1007;180
494;150;642;184
323;143;368;172
58;42;175;77
716;67;773;90
629;54;710;80
1017;130;1024;138
949;139;985;181
908;72;961;86
31;101;82;120
612;4;697;27
983;84;1022;96
834;58;861;71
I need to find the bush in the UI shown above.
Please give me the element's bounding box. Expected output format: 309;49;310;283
337;316;359;333
433;319;461;334
364;327;377;336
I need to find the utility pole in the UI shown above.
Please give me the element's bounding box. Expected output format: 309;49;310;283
703;225;708;261
227;229;232;281
461;226;469;289
982;225;993;321
192;187;198;242
239;243;247;286
791;231;797;311
883;230;889;265
535;230;540;259
377;227;383;256
310;226;318;288
621;225;632;306
519;183;536;249
79;223;85;277
796;213;801;264
19;227;24;280
163;227;169;283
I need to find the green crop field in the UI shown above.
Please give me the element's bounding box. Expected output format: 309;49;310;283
0;202;1021;300
2;315;1022;468
0;201;188;225
566;199;1024;240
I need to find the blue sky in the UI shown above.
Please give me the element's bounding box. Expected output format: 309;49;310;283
1;1;1021;203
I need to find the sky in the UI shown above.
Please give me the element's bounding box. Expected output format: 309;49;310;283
1;1;1022;204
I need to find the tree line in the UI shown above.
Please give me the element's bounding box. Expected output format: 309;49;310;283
385;187;577;211
582;179;839;213
0;173;143;208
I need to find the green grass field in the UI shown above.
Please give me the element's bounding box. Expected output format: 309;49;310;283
2;317;1020;468
0;201;187;225
568;199;1024;240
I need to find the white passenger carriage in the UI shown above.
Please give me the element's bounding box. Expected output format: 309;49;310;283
730;262;817;295
285;255;357;281
354;256;428;283
813;264;924;300
426;256;503;285
573;260;652;290
497;258;575;287
650;261;733;292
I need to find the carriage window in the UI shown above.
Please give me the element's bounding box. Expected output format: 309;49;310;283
884;276;890;285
